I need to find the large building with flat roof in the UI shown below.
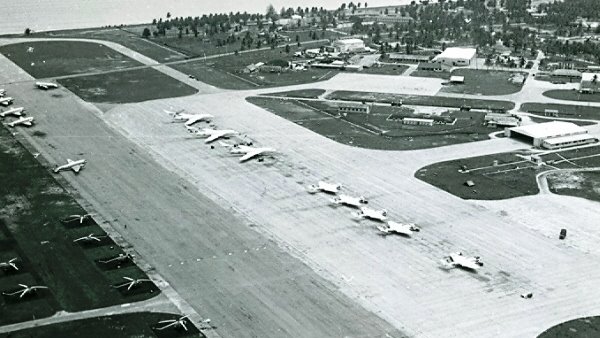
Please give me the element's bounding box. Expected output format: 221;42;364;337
505;121;596;148
433;47;476;67
333;38;366;53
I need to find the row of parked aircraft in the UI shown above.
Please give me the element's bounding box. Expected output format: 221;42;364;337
306;181;483;271
165;109;278;162
0;84;88;173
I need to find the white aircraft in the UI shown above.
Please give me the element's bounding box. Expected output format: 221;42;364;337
219;141;277;162
73;233;104;243
53;159;86;173
114;277;152;291
443;252;484;270
36;82;59;90
2;284;48;298
331;194;368;208
7;116;34;127
164;109;213;126
0;107;25;117
186;127;238;143
307;181;342;194
62;213;95;224
353;206;388;222
0;97;14;106
0;258;18;271
157;315;191;331
377;221;420;236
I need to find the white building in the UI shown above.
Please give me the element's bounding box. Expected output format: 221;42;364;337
403;117;434;126
333;38;366;53
433;47;477;67
580;72;600;93
505;121;595;148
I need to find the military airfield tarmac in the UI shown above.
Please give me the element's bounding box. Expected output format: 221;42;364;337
1;37;600;338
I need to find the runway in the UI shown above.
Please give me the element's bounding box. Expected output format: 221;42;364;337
0;46;401;337
2;38;600;338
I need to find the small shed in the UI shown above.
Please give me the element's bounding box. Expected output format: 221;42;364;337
450;75;465;84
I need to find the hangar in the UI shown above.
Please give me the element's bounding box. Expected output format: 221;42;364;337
433;47;477;67
505;121;595;148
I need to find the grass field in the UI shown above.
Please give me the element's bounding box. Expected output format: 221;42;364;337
0;125;158;325
326;90;515;110
264;89;326;99
0;41;142;78
520;103;600;120
410;70;451;79
247;96;497;150
360;64;409;75
547;171;600;202
58;68;198;104
542;89;600;103
537;315;600;338
416;145;600;200
171;45;337;90
0;312;204;338
32;27;186;63
440;69;527;96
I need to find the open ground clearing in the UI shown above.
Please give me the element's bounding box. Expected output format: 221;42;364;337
171;45;338;89
248;96;495;150
0;124;158;326
543;89;600;103
440;69;527;96
547;171;600;202
0;312;203;338
327;90;516;110
521;103;600;120
416;145;600;200
0;41;141;78
58;68;198;104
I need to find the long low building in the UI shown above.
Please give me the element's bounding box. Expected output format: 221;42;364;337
505;121;595;148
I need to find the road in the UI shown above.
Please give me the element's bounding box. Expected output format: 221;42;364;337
2;37;600;338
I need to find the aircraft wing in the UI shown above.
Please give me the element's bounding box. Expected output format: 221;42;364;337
23;121;32;126
204;132;223;143
185;116;202;126
239;149;263;162
72;165;83;173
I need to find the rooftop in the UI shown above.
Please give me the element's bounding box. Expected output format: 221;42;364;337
543;133;598;145
435;47;476;60
509;121;587;139
450;75;465;83
334;38;365;45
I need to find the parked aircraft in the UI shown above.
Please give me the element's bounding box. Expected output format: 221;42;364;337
0;97;14;106
36;82;58;90
2;284;48;298
444;252;484;270
157;315;190;331
100;253;133;265
7;116;34;127
219;141;277;162
164;109;213;126
0;258;18;271
73;233;104;243
114;277;152;291
186;127;238;143
62;213;95;224
0;89;5;97
53;159;86;173
331;194;368;208
0;107;25;117
377;221;420;236
307;181;342;194
354;207;388;222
